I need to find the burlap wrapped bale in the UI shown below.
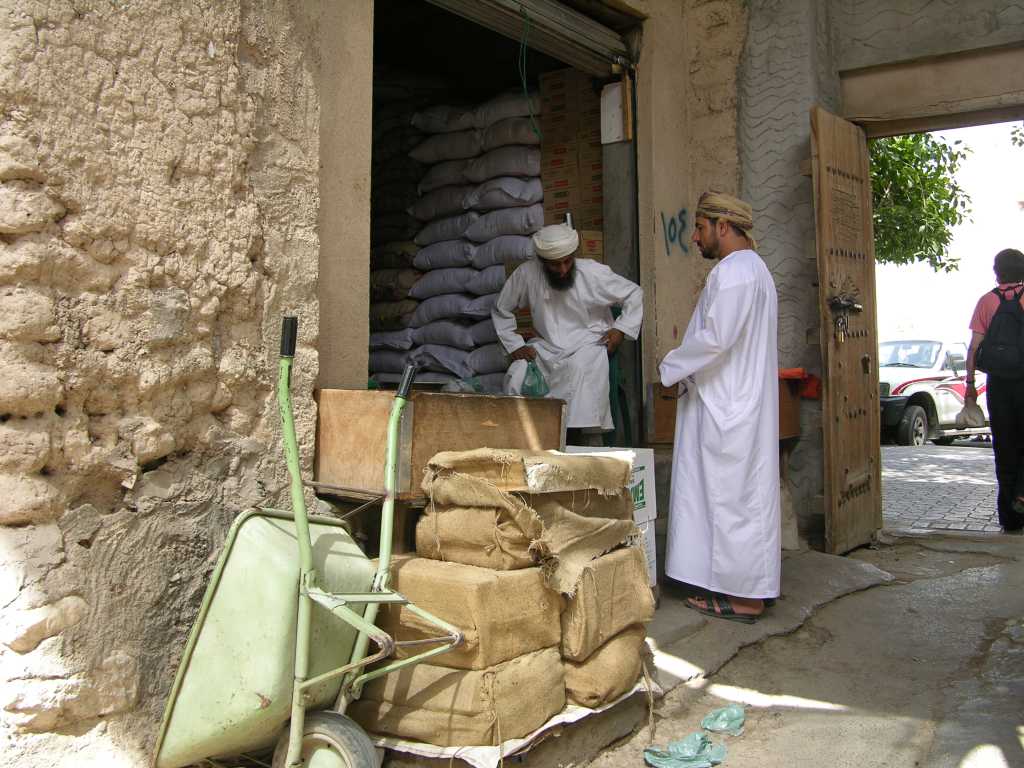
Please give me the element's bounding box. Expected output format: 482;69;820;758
379;557;562;670
416;501;539;570
561;546;655;662
421;449;636;593
423;448;631;498
564;625;648;708
350;647;565;747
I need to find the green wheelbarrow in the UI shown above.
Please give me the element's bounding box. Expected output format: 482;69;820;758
153;317;462;768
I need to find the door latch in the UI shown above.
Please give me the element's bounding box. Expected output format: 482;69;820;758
827;292;863;344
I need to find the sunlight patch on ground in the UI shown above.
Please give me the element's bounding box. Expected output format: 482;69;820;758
700;682;850;712
959;744;1010;767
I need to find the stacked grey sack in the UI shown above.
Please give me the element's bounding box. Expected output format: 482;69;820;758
400;91;544;393
368;77;433;382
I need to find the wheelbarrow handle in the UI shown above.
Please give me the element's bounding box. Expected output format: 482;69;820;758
281;316;298;358
397;362;419;399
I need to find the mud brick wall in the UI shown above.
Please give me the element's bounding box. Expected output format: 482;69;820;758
0;3;322;765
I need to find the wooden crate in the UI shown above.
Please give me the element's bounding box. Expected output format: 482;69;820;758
315;390;567;502
647;379;802;443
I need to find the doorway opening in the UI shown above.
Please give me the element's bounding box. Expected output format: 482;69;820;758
874;120;1024;535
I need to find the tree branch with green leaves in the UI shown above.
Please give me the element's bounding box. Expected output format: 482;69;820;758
868;133;971;273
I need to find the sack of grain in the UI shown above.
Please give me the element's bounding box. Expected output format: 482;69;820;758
408;184;474;222
472;235;535;269
468;343;508;375
482;117;542;150
350;647;565;747
415;212;479;246
412;104;476;134
370;299;418;332
410;293;475;327
378;557;562;670
368;350;410;375
409;129;483;164
410;344;473;379
564;625;648;708
369;329;414;351
464;177;544;212
464;146;541;183
465;204;544;242
561;547;655;662
412;319;476;350
467;265;507;296
413;239;475;270
370;268;421;302
408;267;476;300
470;318;498;346
371;240;419;270
464;293;499;319
474;91;541;128
418;158;471;194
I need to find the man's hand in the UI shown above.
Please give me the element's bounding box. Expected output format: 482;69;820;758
510;346;537;362
602;328;625;356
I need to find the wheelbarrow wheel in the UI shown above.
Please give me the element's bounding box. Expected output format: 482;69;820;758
271;711;377;768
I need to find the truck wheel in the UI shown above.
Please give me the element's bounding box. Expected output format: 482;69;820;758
272;711;377;768
896;405;927;446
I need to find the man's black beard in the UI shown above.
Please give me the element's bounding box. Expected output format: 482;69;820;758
544;264;576;291
699;243;719;260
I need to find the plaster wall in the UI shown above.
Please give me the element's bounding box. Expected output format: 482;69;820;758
0;1;329;764
636;0;748;384
832;0;1024;72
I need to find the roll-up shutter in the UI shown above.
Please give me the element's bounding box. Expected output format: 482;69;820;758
425;0;630;76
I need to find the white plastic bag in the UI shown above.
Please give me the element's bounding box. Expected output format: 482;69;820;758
411;344;473;379
955;401;986;429
474;91;541;128
411;104;475;134
469;343;510;375
482;117;542;151
410;293;475;327
467;265;507;296
413;319;478;350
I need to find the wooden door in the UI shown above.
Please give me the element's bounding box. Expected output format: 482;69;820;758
810;106;882;554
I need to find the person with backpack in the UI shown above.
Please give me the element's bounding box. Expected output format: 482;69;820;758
966;247;1024;534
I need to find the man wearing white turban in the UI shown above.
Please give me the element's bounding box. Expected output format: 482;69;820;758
492;223;643;441
659;191;780;623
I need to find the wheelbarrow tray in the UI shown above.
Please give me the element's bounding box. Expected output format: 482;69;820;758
154;508;375;768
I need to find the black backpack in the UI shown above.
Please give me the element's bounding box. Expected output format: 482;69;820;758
976;284;1024;379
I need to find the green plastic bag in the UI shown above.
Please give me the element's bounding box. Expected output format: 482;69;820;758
701;704;745;736
522;360;550;397
644;733;727;768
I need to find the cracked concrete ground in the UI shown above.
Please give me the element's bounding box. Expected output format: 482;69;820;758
588;533;1024;768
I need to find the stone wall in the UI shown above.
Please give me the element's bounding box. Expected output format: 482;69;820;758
0;2;322;765
738;0;840;544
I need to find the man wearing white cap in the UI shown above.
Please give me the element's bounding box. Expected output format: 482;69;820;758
492;223;643;442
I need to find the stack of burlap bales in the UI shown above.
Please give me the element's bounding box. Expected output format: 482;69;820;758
350;449;655;747
374;91;544;393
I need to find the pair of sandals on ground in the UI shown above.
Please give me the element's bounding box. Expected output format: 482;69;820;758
673;584;776;625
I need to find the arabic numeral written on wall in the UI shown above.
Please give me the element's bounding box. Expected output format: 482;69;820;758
660;208;689;256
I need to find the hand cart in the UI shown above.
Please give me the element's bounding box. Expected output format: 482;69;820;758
153;317;462;768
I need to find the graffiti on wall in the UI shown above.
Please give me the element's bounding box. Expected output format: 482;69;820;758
660;207;689;256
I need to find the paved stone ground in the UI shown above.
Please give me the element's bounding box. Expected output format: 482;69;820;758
882;442;1001;532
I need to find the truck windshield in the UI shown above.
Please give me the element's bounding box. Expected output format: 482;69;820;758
879;341;941;368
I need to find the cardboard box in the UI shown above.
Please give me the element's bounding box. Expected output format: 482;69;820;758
635;520;658;587
575;203;604;229
578;230;604;262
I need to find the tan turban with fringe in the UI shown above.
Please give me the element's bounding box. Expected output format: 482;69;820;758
695;191;757;250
